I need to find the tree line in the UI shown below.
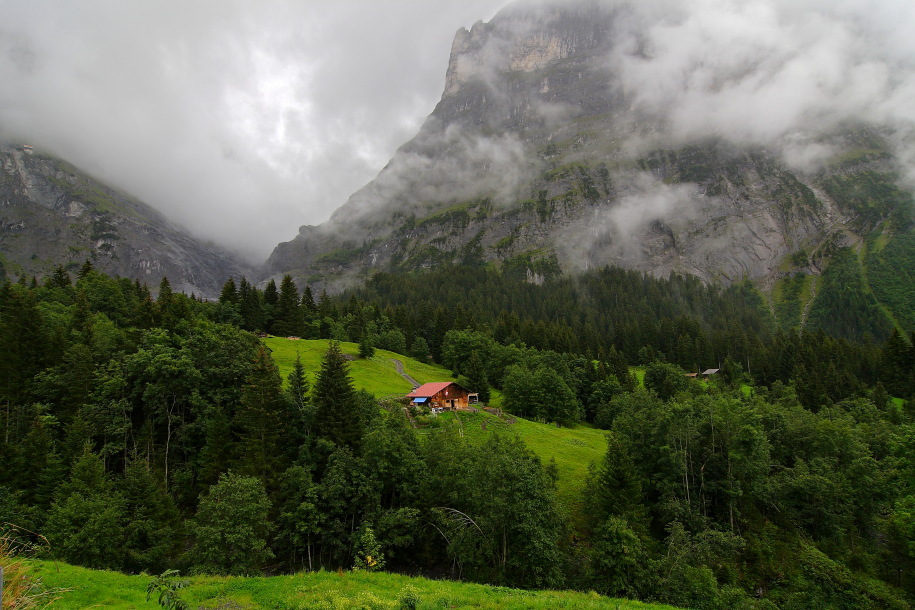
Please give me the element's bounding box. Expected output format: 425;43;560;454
2;261;915;609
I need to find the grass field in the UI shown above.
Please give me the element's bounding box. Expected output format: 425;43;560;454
29;561;679;609
425;410;607;515
262;337;455;399
263;337;610;512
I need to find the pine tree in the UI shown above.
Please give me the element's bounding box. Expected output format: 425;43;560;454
77;259;94;280
47;265;72;289
358;332;375;359
219;278;239;304
458;350;490;403
262;279;279;334
238;277;264;331
301;285;317;316
312;341;360;447
287;354;311;416
274;275;301;337
233;345;287;485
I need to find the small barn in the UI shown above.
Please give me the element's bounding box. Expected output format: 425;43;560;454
406;382;472;411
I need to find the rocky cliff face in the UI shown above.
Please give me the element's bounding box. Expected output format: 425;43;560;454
0;143;251;297
265;0;910;294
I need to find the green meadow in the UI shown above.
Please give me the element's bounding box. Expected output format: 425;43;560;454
263;337;610;511
262;337;455;398
30;561;679;609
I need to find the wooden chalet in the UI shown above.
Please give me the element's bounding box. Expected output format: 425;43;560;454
406;382;475;411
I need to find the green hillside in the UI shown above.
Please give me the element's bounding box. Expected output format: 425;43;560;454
430;410;606;511
263;337;609;511
263;337;455;398
28;561;679;610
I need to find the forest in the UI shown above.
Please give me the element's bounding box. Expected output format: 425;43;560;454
2;260;915;609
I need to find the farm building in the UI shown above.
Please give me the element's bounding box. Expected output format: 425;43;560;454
406;382;477;411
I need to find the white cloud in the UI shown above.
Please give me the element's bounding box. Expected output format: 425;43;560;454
0;0;507;261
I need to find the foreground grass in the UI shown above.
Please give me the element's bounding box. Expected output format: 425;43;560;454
263;337;454;398
31;561;679;610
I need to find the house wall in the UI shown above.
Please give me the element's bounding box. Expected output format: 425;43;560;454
430;385;470;410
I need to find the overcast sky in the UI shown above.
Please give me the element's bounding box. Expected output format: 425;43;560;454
2;0;913;263
0;0;507;262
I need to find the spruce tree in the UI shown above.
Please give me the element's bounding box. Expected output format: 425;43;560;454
301;284;317;316
233;345;287;485
262;279;279;334
287;354;312;432
219;278;239;304
312;341;360;447
458;350;490;403
77;258;94;280
275;275;301;337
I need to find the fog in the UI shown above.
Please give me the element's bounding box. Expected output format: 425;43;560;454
0;0;507;262
2;0;913;264
608;0;915;178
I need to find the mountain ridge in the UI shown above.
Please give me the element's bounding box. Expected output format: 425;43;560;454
264;0;912;300
0;141;252;297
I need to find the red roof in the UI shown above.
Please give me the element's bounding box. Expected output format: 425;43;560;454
406;382;455;398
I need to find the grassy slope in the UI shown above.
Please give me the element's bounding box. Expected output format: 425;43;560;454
265;337;609;511
263;337;455;398
431;410;608;512
31;561;679;610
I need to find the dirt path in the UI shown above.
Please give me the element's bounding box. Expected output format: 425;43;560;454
391;359;420;388
800;275;817;327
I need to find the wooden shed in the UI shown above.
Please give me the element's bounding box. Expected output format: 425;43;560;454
406;382;472;411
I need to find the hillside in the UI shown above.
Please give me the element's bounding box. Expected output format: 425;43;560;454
263;337;453;398
263;336;608;510
24;561;678;610
0;142;251;297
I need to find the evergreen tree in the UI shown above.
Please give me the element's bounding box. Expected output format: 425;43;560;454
287;354;310;413
301;284;317;316
77;258;94;280
44;448;127;570
232;345;288;485
358;332;376;359
120;459;181;573
410;336;431;362
274;275;301;337
47;265;72;289
457;350;490;403
262;278;279;334
312;341;361;447
219;278;239;304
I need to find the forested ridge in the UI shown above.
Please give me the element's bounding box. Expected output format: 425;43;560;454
2;260;915;609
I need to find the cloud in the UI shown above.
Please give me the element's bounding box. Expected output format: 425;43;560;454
556;171;704;270
605;0;915;178
0;0;508;262
2;0;913;267
328;121;534;229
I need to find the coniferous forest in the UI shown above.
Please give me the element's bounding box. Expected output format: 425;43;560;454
2;260;915;609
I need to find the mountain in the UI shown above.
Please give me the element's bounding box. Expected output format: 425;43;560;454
0;142;251;297
265;0;914;303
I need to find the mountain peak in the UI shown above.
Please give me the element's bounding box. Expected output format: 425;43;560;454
265;0;913;295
